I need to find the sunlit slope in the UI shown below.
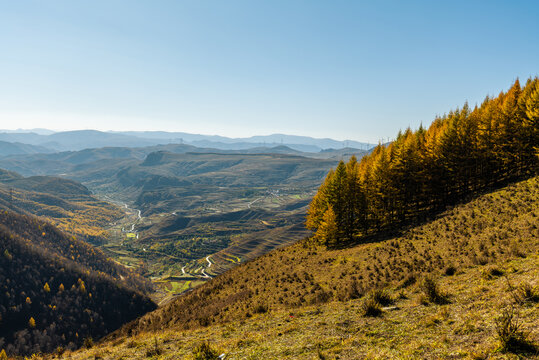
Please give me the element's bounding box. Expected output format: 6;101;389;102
52;254;539;359
111;175;538;337
51;175;539;360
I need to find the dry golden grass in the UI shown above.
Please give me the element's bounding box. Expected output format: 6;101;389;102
104;176;539;337
33;176;539;359
47;253;538;359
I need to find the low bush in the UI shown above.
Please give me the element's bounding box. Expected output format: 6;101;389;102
516;282;539;304
335;279;364;301
192;341;221;360
361;297;382;317
420;276;449;305
444;265;456;276
482;266;504;280
371;288;394;306
495;306;536;354
253;303;268;314
398;273;417;288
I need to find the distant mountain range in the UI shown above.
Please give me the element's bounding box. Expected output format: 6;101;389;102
0;129;376;154
0;140;55;156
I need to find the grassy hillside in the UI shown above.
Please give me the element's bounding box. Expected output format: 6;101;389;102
0;211;156;356
42;175;539;359
50;253;539;359
108;176;538;336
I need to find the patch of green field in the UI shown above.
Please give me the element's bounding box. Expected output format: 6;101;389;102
157;279;206;296
160;281;183;294
179;281;191;292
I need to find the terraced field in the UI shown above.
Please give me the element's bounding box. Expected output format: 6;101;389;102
1;150;340;300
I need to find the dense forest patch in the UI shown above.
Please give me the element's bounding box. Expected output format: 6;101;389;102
0;211;155;356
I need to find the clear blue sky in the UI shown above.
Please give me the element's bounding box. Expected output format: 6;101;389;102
0;0;537;142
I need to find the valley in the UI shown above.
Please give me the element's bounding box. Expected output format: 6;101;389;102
0;144;349;303
46;171;539;360
0;76;538;358
2;3;537;358
96;177;319;303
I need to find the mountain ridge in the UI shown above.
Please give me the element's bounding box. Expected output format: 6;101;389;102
0;129;375;153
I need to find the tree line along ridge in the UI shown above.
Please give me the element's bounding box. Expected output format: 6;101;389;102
307;77;539;247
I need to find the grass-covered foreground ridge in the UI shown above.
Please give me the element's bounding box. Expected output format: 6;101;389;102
48;175;538;359
44;254;539;359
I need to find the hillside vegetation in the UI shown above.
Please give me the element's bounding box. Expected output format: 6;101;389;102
308;78;538;246
96;78;539;339
0;211;156;356
53;175;539;359
58;78;538;359
107;175;538;338
4;78;538;358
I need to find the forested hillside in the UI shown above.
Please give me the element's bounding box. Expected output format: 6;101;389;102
0;170;123;244
307;78;538;246
0;211;156;356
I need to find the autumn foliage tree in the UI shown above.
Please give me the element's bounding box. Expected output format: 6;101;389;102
307;78;539;247
0;211;156;356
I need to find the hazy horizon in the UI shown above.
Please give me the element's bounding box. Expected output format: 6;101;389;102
1;1;538;143
0;127;380;145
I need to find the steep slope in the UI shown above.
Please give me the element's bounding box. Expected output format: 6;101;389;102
49;176;539;360
108;175;538;338
53;254;539;359
0;211;156;356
